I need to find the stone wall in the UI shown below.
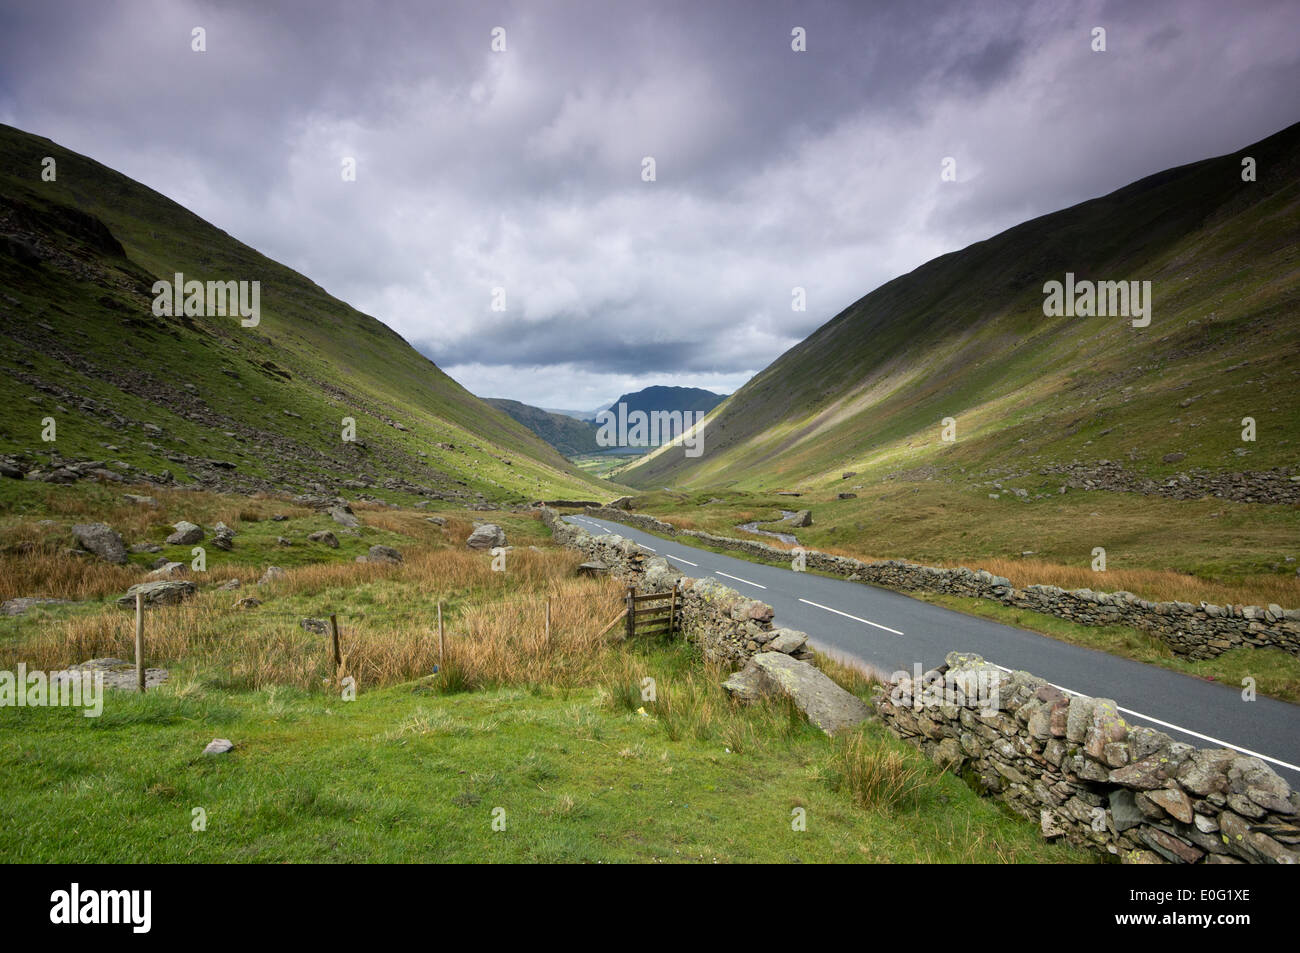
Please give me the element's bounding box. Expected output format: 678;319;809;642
873;653;1300;864
538;506;814;666
576;506;1300;661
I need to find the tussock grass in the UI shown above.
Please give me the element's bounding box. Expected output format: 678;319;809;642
823;730;935;813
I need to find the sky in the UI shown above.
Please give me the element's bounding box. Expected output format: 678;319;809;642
2;0;1298;411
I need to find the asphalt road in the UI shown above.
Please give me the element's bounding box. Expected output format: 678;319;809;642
565;514;1300;786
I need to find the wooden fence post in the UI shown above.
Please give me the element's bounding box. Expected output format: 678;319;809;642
329;613;341;676
669;584;678;637
438;602;445;669
625;587;635;640
135;591;145;693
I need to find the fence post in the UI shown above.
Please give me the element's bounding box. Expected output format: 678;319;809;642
438;602;444;668
330;613;341;676
135;591;145;693
669;584;677;637
625;587;635;640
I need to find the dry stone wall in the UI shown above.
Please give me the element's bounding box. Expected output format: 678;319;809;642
539;507;814;665
874;653;1300;864
577;506;1300;661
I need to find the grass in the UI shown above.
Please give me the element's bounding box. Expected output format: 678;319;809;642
0;640;1090;863
0;480;1094;863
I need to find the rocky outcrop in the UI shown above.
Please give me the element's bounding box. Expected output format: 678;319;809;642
724;652;871;735
874;652;1300;864
577;507;1300;661
71;522;127;564
116;580;196;608
466;523;506;550
165;521;203;545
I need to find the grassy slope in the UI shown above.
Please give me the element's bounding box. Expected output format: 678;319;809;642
624;122;1300;492
484;397;602;457
0;123;616;503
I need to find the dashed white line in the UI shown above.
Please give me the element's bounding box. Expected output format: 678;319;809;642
986;662;1300;775
798;597;903;636
667;554;699;567
715;570;766;590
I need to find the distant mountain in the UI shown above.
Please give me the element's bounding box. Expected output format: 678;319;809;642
622;121;1300;492
484;399;602;456
602;386;727;418
543;407;599;422
0;123;613;503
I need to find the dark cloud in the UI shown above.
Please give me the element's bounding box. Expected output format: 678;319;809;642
2;0;1297;409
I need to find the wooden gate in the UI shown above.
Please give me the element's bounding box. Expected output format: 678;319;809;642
625;586;678;639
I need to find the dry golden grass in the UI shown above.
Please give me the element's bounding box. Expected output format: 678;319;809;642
3;541;626;693
825;731;935;812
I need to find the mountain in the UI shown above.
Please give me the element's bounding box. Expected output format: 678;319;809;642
0;123;614;504
601;386;727;419
622;122;1300;494
484;398;602;456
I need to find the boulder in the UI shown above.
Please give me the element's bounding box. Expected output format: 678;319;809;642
766;628;809;654
466;523;506;550
116;579;196;608
789;510;813;527
307;530;339;548
722;652;871;735
165;521;203;545
146;561;188;579
329;505;360;528
258;566;286;585
363;544;403;564
71;522;127;564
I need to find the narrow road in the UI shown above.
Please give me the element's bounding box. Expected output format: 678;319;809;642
565;514;1300;786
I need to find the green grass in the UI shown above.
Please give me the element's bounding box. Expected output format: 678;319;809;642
0;640;1089;863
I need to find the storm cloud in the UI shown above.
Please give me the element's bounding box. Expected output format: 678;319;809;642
2;0;1297;409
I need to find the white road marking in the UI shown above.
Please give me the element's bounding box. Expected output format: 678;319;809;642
667;554;699;567
798;598;903;636
642;545;657;552
987;662;1300;775
715;570;766;590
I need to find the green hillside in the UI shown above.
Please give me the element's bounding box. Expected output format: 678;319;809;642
484;398;602;457
624;122;1300;499
0;124;614;504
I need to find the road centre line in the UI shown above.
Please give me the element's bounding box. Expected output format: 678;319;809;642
798;597;903;636
715;570;766;589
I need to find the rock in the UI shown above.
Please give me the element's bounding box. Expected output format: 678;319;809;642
329;505;360;528
301;618;329;635
308;530;339;548
60;657;168;691
606;496;633;510
1147;787;1195;823
789;510;813;527
71;522;127;564
722;653;871;735
1;597;73;616
364;544;402;564
276;536;292;546
217;579;241;591
122;494;156;506
466;523;506;550
766;628;809;654
116;580;196;608
258;566;286;585
837;492;857;500
1162;452;1186;463
165;521;203;545
129;543;162;553
233;596;262;609
146;561;187;579
1040;810;1067;840
426;516;447;525
203;739;234;756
